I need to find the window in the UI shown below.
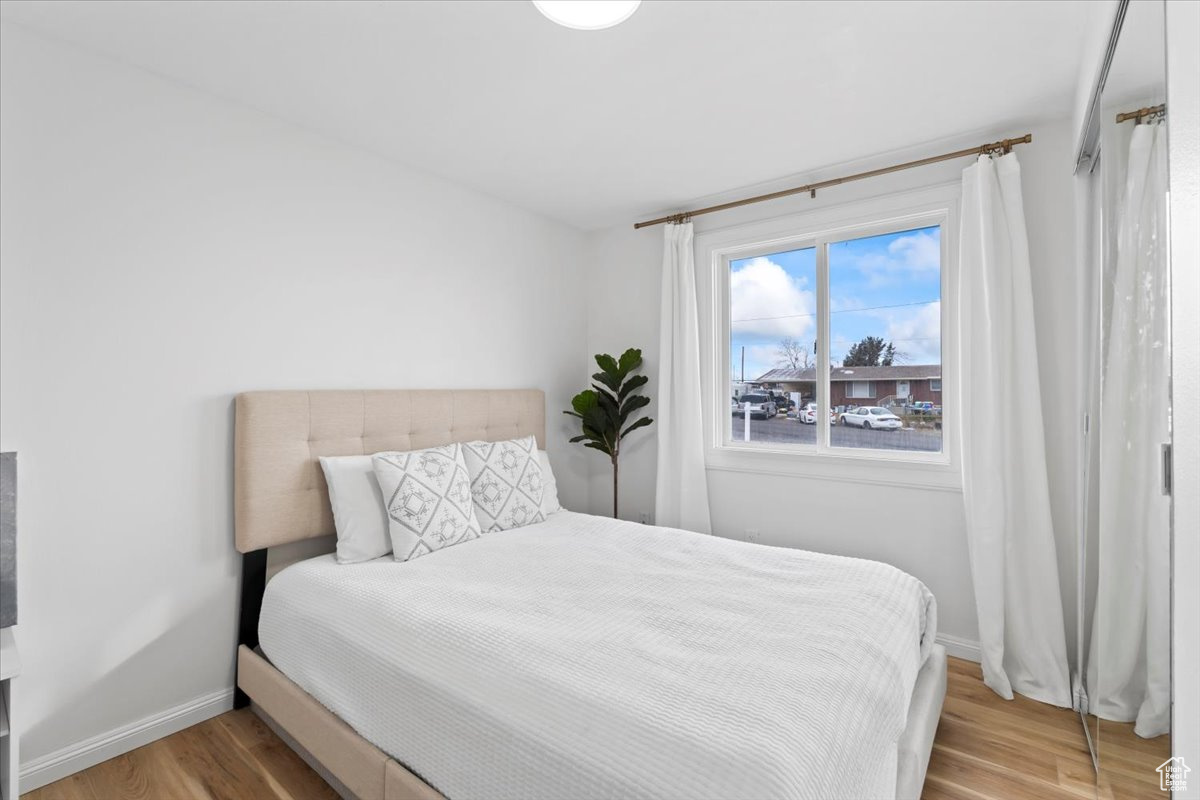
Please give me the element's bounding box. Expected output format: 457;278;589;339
847;381;874;399
710;191;953;471
828;225;941;454
728;246;816;447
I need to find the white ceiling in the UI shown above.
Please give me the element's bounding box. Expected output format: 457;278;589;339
0;0;1088;230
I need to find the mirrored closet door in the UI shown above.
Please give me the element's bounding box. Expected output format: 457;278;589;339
1079;1;1172;797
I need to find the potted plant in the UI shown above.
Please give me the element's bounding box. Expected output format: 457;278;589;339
564;348;653;518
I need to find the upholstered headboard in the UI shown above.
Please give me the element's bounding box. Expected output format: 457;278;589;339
233;389;546;553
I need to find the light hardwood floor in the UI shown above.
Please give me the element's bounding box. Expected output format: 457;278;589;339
25;657;1158;800
1095;718;1172;799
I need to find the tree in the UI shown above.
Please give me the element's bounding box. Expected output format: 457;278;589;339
563;348;654;518
776;337;811;370
842;335;901;367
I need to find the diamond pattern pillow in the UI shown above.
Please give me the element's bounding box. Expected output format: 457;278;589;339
462;436;546;532
372;444;482;562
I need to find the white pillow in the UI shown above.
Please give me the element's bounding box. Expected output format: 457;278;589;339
319;455;391;564
372;444;482;562
538;450;562;515
462;436;546;532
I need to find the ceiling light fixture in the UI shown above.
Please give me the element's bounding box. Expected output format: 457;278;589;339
532;1;641;31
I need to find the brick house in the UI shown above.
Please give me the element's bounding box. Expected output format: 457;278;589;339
753;365;942;407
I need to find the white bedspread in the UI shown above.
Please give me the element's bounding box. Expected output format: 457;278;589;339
259;511;936;800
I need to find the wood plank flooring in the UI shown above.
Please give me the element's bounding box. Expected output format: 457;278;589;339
24;657;1165;800
1096;718;1172;799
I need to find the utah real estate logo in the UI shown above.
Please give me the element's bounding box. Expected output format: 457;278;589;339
1157;757;1189;792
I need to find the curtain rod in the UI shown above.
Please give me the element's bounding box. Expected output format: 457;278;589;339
633;133;1033;229
1116;104;1165;123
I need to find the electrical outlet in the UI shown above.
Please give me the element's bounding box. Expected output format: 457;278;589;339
745;528;760;542
639;512;651;525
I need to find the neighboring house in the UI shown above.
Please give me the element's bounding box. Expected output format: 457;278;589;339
752;365;942;407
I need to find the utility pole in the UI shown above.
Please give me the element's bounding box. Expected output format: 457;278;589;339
741;346;745;382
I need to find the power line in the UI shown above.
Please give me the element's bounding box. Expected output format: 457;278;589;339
731;299;937;324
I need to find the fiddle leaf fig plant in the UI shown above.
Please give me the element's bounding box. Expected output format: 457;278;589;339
564;348;653;518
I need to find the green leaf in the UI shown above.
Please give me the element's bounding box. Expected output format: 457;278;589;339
591;382;618;403
594;353;619;377
595;389;621;426
619;394;650;423
618;373;648;400
579;424;604;440
570;390;599;416
620;416;654;439
583;441;614;456
581;407;610;441
568;434;589;443
616;348;642;379
592;372;621;394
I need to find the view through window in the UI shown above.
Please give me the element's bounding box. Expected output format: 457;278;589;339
729;223;943;455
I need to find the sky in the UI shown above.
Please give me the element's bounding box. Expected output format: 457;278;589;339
730;225;941;382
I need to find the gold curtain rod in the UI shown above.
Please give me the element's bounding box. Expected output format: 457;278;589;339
633;133;1033;229
1115;104;1165;123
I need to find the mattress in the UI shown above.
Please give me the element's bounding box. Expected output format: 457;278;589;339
259;511;937;800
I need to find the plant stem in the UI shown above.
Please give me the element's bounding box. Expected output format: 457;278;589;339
612;455;619;518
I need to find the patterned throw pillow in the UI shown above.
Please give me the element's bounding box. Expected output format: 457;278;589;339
372;444;482;562
462;436;547;532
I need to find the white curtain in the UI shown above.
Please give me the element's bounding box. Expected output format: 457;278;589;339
959;152;1072;707
655;222;712;534
1086;122;1170;738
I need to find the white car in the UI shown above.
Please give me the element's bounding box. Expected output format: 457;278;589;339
839;406;903;430
799;403;838;425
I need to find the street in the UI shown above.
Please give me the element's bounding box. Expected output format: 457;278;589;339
731;413;943;452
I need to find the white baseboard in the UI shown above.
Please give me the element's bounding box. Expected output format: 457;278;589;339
20;687;234;793
936;632;981;663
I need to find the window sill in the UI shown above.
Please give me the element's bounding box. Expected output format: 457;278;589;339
705;445;962;493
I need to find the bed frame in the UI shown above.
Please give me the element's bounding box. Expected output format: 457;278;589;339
233;388;945;800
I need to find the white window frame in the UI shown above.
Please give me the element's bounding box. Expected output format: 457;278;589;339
930;378;943;392
695;183;961;491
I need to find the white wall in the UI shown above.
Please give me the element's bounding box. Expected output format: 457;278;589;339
1166;0;1200;788
0;23;590;783
585;118;1083;657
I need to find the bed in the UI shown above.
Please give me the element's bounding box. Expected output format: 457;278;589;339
233;389;946;800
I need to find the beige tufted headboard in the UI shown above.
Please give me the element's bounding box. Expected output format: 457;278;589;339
234;389;545;553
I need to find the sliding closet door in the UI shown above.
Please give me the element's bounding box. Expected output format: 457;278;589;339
1085;2;1173;796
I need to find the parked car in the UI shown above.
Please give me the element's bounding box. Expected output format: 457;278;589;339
909;401;941;416
769;391;795;413
737;394;777;420
839;406;903;430
798;403;837;425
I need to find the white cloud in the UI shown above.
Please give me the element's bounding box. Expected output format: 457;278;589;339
884;300;941;364
730;257;815;338
849;230;940;287
888;231;940;271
